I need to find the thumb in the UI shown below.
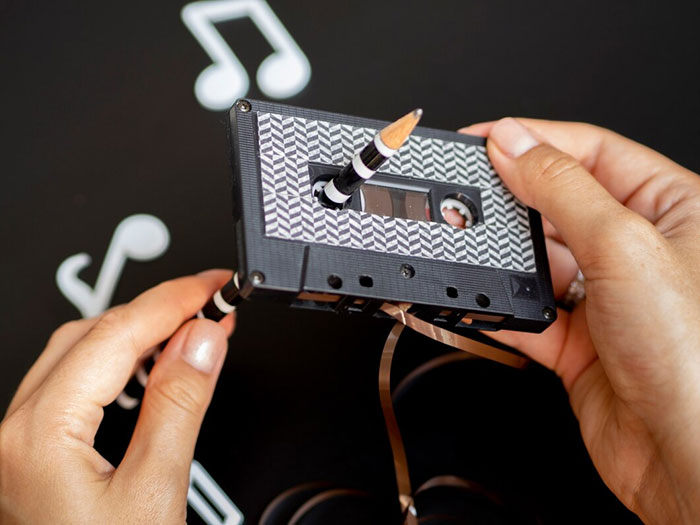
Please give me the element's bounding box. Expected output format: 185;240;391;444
487;117;638;274
115;318;230;499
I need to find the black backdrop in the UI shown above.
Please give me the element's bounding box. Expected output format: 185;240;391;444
2;1;699;523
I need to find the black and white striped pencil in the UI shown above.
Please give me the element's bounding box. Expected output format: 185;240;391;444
197;272;242;321
319;108;423;209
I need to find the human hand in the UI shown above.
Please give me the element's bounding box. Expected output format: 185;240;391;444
460;118;700;524
0;270;235;523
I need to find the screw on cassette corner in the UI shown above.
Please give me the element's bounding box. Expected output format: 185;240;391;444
235;99;251;113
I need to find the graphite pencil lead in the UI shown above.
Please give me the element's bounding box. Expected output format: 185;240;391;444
379;108;423;150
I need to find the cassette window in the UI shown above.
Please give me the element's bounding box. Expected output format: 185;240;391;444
360;182;430;223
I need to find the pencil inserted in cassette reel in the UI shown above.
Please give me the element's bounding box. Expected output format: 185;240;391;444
228;99;556;333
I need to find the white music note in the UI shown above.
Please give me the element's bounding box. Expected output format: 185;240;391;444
189;460;244;524
181;0;312;111
56;214;170;318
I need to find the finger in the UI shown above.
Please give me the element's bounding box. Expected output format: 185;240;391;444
487;306;597;390
114;318;229;498
486;118;649;274
467;143;564;241
546;237;580;299
464;118;700;225
5;308;163;418
5;317;98;417
30;269;233;446
442;207;467;228
458;121;496;137
542;217;563;243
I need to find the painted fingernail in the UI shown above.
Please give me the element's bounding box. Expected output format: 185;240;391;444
490;118;540;158
181;320;226;373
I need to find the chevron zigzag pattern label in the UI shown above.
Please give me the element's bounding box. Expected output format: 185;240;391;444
256;112;536;272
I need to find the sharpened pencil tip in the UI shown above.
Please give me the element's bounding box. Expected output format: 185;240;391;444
379;108;424;149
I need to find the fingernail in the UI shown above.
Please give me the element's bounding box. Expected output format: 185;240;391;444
490;118;540;158
181;320;226;373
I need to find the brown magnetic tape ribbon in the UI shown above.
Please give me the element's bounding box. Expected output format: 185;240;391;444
288;488;369;525
378;302;527;524
379;303;528;369
378;321;417;524
412;474;504;506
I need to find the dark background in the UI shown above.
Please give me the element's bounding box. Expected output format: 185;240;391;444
2;1;699;522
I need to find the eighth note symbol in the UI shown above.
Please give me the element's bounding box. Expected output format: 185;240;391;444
56;214;170;318
181;0;311;111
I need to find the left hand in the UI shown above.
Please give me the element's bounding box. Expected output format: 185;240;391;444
0;270;234;523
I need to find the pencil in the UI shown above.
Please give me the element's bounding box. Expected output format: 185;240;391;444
198;272;241;321
319;108;423;208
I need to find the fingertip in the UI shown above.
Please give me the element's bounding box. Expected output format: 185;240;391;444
484;136;533;209
458;121;497;136
197;267;230;276
489;118;541;158
197;268;234;283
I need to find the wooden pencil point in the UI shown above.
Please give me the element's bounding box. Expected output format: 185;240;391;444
379;108;423;150
319;107;423;208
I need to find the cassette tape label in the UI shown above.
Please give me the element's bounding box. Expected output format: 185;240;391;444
256;111;536;272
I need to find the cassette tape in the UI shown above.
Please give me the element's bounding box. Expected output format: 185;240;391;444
228;99;556;333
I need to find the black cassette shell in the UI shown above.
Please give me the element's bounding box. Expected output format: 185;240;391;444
229;99;556;334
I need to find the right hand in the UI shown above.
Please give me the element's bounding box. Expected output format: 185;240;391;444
460;118;700;523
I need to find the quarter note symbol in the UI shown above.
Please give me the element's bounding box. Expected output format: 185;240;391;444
181;0;311;111
56;214;170;318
